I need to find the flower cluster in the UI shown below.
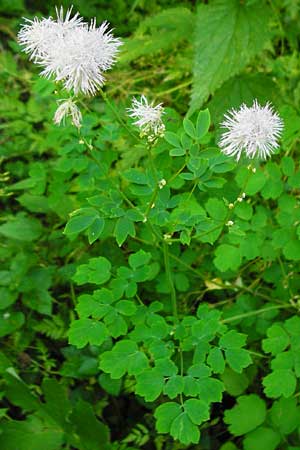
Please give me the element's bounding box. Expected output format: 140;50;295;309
127;95;165;142
18;7;122;96
219;100;283;161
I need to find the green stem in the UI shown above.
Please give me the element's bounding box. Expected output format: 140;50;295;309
99;88;138;141
222;304;293;323
163;242;178;323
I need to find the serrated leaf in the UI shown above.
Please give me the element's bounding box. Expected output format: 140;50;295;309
191;0;271;111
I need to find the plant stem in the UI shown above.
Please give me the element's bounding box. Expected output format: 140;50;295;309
99;88;139;141
163;242;178;323
222;304;294;323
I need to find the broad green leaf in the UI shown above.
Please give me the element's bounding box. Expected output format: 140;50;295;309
243;427;281;450
0;417;63;450
154;402;182;433
263;369;297;398
270;397;300;435
164;131;181;147
68;319;107;349
191;0;271;110
224;394;266;436
214;244;241;272
135;368;164;401
183;117;196;139
70;399;110;450
207;347;225;373
262;323;290;355
170;412;200;445
184;398;210;425
0;216;42;242
115;300;137;316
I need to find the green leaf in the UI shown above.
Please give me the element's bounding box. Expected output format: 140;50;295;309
100;340;149;379
220;330;252;372
263;369;297;398
70;398;110;450
183;117;196;138
214;244;241;272
87;217;105;244
262;323;290;355
68;319;107;349
270;397;300;435
191;0;271;110
154;402;182;433
243;427;281;450
73;257;111;285
196;109;210;139
184;398;210;425
164;131;181;147
224;394;266;436
0;216;42;241
0;417;63;450
170;412;200;445
0;312;25;338
128;250;151;269
207;347;225;373
163;375;184;399
64;215;96;235
114;217;136;246
115;300;137;316
135;368;164;401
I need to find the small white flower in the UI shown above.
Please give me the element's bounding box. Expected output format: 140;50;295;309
158;178;167;189
219;100;283;161
226;220;234;227
127;95;165;139
18;7;122;95
53;99;82;127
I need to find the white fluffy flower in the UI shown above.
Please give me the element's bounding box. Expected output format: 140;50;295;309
219;100;283;161
18;7;122;95
127;95;165;140
53;98;82;128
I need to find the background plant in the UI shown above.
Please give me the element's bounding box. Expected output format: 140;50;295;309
1;1;300;449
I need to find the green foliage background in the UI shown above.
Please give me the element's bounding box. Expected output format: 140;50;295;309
1;0;300;449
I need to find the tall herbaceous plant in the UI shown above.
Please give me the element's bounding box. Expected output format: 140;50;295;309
9;3;300;448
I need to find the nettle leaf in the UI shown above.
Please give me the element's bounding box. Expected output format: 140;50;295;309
224;394;266;436
191;0;271;111
68;319;107;349
100;340;149;379
73;257;111;285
